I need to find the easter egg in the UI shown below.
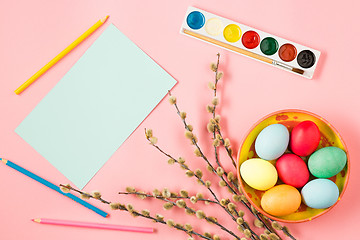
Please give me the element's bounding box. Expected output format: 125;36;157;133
240;158;278;191
308;146;347;178
301;179;339;209
290;121;320;156
261;185;301;216
276;153;309;188
255;124;289;160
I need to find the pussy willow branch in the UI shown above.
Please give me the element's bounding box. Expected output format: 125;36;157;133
212;53;222;169
118;191;217;204
169;92;246;214
59;184;110;204
167;92;262;240
214;125;237;168
145;137;258;240
209;57;248;225
204;55;289;239
145;133;230;216
282;228;296;240
283;229;296;240
207;55;289;240
210;128;286;239
59;185;212;240
118;191;241;240
208;57;239;194
167;92;239;196
146;137;237;223
268;218;297;240
119;190;243;226
209;54;236;169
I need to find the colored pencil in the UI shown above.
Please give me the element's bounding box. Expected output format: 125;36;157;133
14;16;109;95
32;218;154;233
0;158;109;218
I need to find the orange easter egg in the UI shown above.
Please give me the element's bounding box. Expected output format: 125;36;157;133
261;184;301;216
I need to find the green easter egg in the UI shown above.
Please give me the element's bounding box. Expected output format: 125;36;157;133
308;146;347;178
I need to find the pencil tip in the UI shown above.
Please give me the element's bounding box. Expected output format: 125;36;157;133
1;158;7;164
101;15;109;23
32;218;41;223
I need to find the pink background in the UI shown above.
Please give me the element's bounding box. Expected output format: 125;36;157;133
1;0;359;239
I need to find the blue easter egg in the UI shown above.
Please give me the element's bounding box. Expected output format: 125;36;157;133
255;124;289;160
301;179;339;209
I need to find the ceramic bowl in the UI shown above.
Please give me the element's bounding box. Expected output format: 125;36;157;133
237;109;350;222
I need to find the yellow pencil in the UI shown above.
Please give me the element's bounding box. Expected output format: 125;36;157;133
15;16;109;95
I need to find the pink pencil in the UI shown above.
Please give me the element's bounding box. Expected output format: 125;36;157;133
32;218;154;233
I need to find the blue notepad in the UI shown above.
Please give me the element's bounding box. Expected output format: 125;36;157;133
16;24;176;189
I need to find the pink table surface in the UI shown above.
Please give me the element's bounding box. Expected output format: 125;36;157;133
1;0;359;239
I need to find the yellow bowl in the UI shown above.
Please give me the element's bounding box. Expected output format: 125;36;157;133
237;109;350;223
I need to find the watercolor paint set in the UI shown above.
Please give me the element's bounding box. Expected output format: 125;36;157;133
180;7;321;79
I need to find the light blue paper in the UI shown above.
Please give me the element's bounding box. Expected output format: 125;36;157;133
15;24;176;189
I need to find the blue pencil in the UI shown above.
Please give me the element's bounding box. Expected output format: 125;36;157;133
0;158;109;218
